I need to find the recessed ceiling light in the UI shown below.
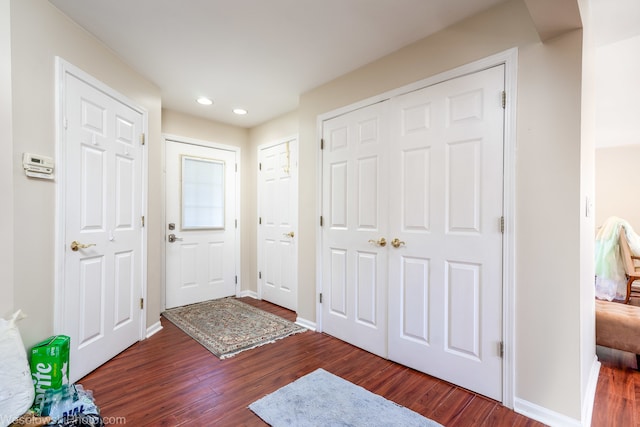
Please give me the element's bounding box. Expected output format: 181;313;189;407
233;108;248;115
197;97;213;105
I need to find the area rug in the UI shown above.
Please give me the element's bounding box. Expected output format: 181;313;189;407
162;297;306;359
249;368;443;426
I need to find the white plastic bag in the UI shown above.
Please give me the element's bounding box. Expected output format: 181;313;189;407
40;384;100;424
0;310;35;427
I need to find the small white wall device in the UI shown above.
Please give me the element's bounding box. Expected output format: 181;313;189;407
23;153;55;180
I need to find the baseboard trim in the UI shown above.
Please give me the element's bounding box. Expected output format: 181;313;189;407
514;398;581;427
146;320;163;339
514;355;601;427
295;317;316;331
237;290;259;299
582;355;601;426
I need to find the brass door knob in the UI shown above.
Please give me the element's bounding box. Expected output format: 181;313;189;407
368;237;387;247
391;238;406;248
70;241;96;251
283;231;295;238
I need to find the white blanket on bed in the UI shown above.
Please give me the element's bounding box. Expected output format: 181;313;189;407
595;216;640;300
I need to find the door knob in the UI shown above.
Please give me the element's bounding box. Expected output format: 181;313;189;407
168;234;183;243
70;241;96;251
368;237;387;247
283;231;295;238
391;238;406;248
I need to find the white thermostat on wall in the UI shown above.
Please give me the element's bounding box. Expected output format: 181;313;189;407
23;153;55;180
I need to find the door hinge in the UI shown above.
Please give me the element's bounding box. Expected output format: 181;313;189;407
259;162;262;171
140;298;144;309
320;139;324;150
500;216;505;234
235;163;238;172
140;133;146;145
235;219;237;229
501;91;506;109
499;341;504;358
63;118;68;130
141;216;145;227
259;217;262;225
320;216;324;227
319;293;323;303
259;271;262;279
235;275;238;284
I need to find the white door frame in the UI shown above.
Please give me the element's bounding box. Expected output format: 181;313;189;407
161;134;242;310
54;57;149;341
315;48;518;408
257;135;299;307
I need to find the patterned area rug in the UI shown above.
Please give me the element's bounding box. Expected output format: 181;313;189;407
162;297;307;359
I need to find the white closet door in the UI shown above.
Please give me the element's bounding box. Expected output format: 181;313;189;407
63;72;144;382
320;65;505;401
387;65;505;401
258;138;298;311
321;102;389;358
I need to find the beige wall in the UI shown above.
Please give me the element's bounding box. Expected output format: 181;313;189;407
297;0;587;421
162;109;249;148
515;28;584;418
10;0;163;345
595;145;640;230
1;0;13;320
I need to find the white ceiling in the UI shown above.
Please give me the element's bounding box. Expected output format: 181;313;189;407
48;0;507;128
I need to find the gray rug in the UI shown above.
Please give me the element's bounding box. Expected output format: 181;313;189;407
162;297;306;359
249;368;443;426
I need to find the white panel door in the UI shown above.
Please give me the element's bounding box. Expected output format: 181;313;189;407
258;138;298;311
321;102;389;358
63;72;144;382
165;141;237;309
387;65;504;400
320;65;505;401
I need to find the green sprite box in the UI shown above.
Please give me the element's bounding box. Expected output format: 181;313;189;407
30;335;70;412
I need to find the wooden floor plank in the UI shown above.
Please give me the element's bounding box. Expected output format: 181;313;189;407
447;395;497;426
78;298;633;426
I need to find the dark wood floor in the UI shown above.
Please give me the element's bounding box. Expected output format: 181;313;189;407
78;298;635;426
592;345;640;427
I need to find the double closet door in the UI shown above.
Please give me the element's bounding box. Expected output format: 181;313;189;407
321;65;505;401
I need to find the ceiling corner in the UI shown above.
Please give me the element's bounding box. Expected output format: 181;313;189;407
524;0;582;42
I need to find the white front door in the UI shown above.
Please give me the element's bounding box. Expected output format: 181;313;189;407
321;102;389;358
387;65;505;401
60;67;145;382
321;65;505;400
165;140;238;309
258;138;298;311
